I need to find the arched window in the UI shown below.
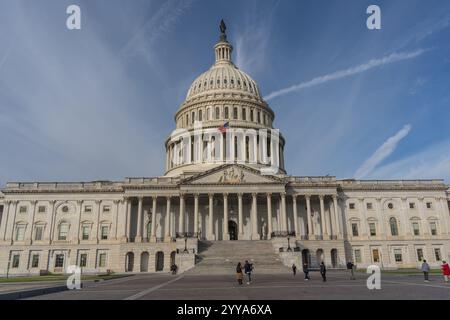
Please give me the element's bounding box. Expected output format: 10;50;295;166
186;114;189;126
215;107;220;119
233;107;238;120
390;217;399;236
245;136;250;161
257;111;261;123
191;111;195;124
206;108;210;121
250;109;254;122
234;136;238;160
242;108;247;121
224;107;229;119
198;109;203;121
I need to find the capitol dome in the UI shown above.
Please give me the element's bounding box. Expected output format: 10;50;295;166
166;21;286;177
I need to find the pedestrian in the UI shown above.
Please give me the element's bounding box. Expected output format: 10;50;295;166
292;263;297;276
302;262;310;281
320;262;327;282
170;263;178;275
421;259;430;282
236;262;244;285
347;261;355;280
244;260;253;284
441;260;450;283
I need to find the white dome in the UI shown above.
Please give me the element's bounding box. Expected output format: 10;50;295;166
186;63;262;102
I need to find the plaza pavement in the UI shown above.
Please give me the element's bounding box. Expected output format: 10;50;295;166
23;270;450;300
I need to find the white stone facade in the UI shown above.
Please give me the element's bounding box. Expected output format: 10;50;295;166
0;23;449;276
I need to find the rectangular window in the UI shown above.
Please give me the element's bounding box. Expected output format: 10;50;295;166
417;248;424;262
394;249;403;262
58;225;68;240
412;222;420;236
372;249;380;263
38;206;46;213
367;203;373;210
250;110;254;122
233;107;237;120
354;249;362;263
430;222;437;235
98;253;107;268
257;112;261;123
198;110;203;121
79;253;87;267
84;205;92;213
55;254;64;268
351;223;359;237
82;226;90;240
101;226;109;240
12;254;20;268
15;227;25;241
349;203;355;210
31;254;39;268
409;202;415;209
19;206;27;214
242;109;246;121
434;248;442;261
103;205;110;213
34;226;43;241
426;202;432;209
369;223;376;236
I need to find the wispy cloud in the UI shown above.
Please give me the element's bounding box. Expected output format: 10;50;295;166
264;49;428;101
121;0;195;64
234;0;280;74
354;124;412;179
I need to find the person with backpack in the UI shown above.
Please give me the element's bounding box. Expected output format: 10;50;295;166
244;260;253;284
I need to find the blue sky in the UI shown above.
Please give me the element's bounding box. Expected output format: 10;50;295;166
0;0;449;184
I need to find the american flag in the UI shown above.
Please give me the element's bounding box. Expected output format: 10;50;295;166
218;121;229;134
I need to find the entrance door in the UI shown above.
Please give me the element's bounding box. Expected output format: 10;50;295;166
228;220;238;240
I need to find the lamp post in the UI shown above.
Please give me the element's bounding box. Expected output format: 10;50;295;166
287;236;292;252
183;233;188;253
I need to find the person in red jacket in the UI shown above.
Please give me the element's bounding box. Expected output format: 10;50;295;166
441;261;450;283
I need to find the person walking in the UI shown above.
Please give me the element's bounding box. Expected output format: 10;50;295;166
320;262;327;282
441;260;450;283
347;261;355;280
421;260;430;282
244;260;253;284
302;262;310;281
292;263;297;276
236;262;244;285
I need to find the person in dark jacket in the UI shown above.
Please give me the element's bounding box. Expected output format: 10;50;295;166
347;261;355;280
244;260;253;284
292;263;297;276
320;262;327;282
302;262;310;281
236;262;244;285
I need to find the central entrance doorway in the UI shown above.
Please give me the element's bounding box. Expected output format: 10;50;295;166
228;220;238;240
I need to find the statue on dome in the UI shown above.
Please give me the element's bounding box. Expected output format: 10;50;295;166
219;19;227;41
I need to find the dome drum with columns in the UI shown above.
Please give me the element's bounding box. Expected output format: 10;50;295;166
166;24;285;177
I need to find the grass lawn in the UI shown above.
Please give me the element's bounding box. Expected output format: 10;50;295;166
0;273;131;283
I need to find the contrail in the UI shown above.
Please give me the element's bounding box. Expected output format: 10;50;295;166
264;49;428;101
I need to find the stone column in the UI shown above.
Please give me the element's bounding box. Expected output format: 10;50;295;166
208;194;215;240
194;194;199;237
151;196;157;242
25;200;37;244
223;193;229;240
325;197;332;237
306;195;313;238
46;200;56;243
281;193;287;232
135;197;143;242
0;201;11;241
165;196;171;241
332;195;342;238
417;197;428;236
375;198;385;237
439;197;450;235
179;194;185;236
75;200;83;243
251;193;259;240
238;193;244;237
7;201;18;243
319;195;327;238
125;198;131;241
266;193;272;240
293;195;299;238
113;200;120;240
358;198;368;237
95;200;102;242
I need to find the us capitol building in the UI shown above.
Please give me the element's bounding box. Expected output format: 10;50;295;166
1;22;449;276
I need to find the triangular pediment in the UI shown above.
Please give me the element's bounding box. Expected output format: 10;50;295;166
180;164;285;185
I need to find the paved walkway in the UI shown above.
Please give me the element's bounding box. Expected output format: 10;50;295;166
24;271;450;300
